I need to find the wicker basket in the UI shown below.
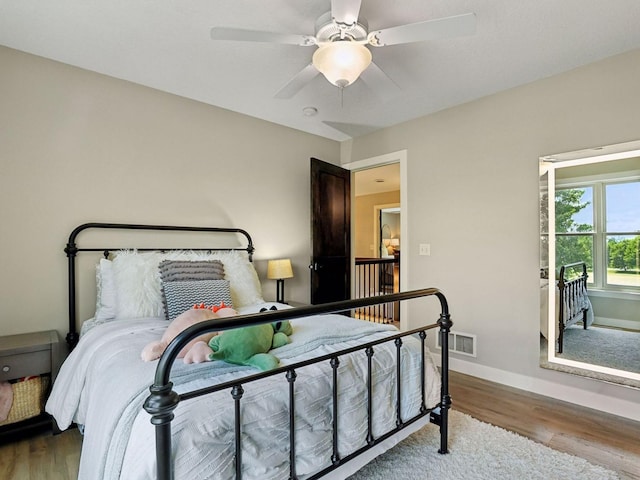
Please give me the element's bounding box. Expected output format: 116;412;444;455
0;376;49;426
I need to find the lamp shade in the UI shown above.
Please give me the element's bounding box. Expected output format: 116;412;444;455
267;259;294;280
312;41;372;88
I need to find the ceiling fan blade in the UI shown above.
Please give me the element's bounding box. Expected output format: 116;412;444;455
371;12;476;46
359;62;401;98
274;64;320;99
331;0;362;25
210;27;314;46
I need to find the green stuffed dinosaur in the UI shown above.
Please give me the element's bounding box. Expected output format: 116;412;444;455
208;319;293;371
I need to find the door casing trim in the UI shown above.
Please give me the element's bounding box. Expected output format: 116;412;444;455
343;150;408;329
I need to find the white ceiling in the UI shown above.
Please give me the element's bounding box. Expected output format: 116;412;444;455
355;163;400;196
2;1;640;142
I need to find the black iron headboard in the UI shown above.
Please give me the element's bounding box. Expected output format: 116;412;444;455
64;222;255;350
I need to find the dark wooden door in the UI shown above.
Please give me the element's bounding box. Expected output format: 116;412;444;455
310;158;351;304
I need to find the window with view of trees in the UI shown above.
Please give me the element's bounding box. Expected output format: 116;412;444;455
556;180;640;289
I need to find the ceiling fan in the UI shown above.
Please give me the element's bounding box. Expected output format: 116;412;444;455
210;0;476;99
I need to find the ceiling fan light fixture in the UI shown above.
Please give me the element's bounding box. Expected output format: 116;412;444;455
312;41;372;88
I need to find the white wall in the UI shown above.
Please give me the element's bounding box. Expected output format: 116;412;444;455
0;46;339;339
344;49;640;419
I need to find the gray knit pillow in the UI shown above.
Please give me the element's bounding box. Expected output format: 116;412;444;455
159;260;225;281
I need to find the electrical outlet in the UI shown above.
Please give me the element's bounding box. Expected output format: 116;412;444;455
419;243;431;256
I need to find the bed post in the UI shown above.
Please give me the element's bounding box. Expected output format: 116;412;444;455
64;236;81;351
144;382;181;480
557;265;566;353
436;293;452;454
581;263;589;330
65;222;100;351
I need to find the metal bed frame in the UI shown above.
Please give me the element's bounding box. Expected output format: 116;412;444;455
557;261;590;354
64;223;452;480
64;222;254;350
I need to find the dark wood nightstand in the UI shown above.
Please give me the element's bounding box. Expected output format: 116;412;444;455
0;330;60;442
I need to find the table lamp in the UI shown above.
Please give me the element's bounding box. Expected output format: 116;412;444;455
267;258;294;304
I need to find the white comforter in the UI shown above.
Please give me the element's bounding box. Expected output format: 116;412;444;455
47;306;441;480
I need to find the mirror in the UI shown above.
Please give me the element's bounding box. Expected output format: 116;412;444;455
380;208;400;258
539;141;640;388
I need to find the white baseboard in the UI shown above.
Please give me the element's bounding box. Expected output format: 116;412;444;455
436;357;640;422
594;316;640;331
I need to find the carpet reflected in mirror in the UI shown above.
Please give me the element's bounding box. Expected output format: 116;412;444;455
540;333;640;389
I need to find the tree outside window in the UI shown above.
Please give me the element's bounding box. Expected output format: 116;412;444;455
555;187;593;280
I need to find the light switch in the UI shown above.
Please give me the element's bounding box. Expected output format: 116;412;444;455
419;243;431;256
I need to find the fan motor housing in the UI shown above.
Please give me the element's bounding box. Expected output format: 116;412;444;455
315;11;368;42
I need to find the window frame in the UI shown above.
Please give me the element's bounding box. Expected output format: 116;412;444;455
556;174;640;293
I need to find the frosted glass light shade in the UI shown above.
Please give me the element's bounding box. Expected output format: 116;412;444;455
312;41;372;88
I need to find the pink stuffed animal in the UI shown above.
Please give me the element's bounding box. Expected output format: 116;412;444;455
141;302;237;362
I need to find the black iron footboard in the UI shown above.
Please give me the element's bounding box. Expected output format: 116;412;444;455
144;289;452;480
557;262;589;354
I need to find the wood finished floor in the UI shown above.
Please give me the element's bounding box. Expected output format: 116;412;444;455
1;370;638;479
450;372;640;480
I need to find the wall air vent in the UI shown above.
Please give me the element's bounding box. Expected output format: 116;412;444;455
436;330;476;357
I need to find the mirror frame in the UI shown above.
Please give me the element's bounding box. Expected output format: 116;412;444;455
540;140;640;384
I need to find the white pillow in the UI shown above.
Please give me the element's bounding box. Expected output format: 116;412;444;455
110;250;263;318
112;251;166;318
95;258;117;321
206;250;264;308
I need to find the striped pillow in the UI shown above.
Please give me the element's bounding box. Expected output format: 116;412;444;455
162;279;233;322
159;260;226;320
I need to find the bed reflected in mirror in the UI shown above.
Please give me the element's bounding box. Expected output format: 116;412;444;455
539;141;640;388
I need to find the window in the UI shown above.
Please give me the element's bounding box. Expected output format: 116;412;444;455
556;180;640;290
605;182;640;287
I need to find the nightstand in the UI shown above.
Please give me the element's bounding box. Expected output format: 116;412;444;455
285;301;309;308
0;330;60;442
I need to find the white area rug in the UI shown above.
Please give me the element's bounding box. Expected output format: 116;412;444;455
347;410;618;479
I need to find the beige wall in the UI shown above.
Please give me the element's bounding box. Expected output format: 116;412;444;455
344;48;640;418
354;191;400;258
0;46;339;340
2;43;639;418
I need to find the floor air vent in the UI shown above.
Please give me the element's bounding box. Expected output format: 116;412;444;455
436;331;476;357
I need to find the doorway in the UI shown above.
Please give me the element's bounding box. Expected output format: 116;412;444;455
348;150;407;327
